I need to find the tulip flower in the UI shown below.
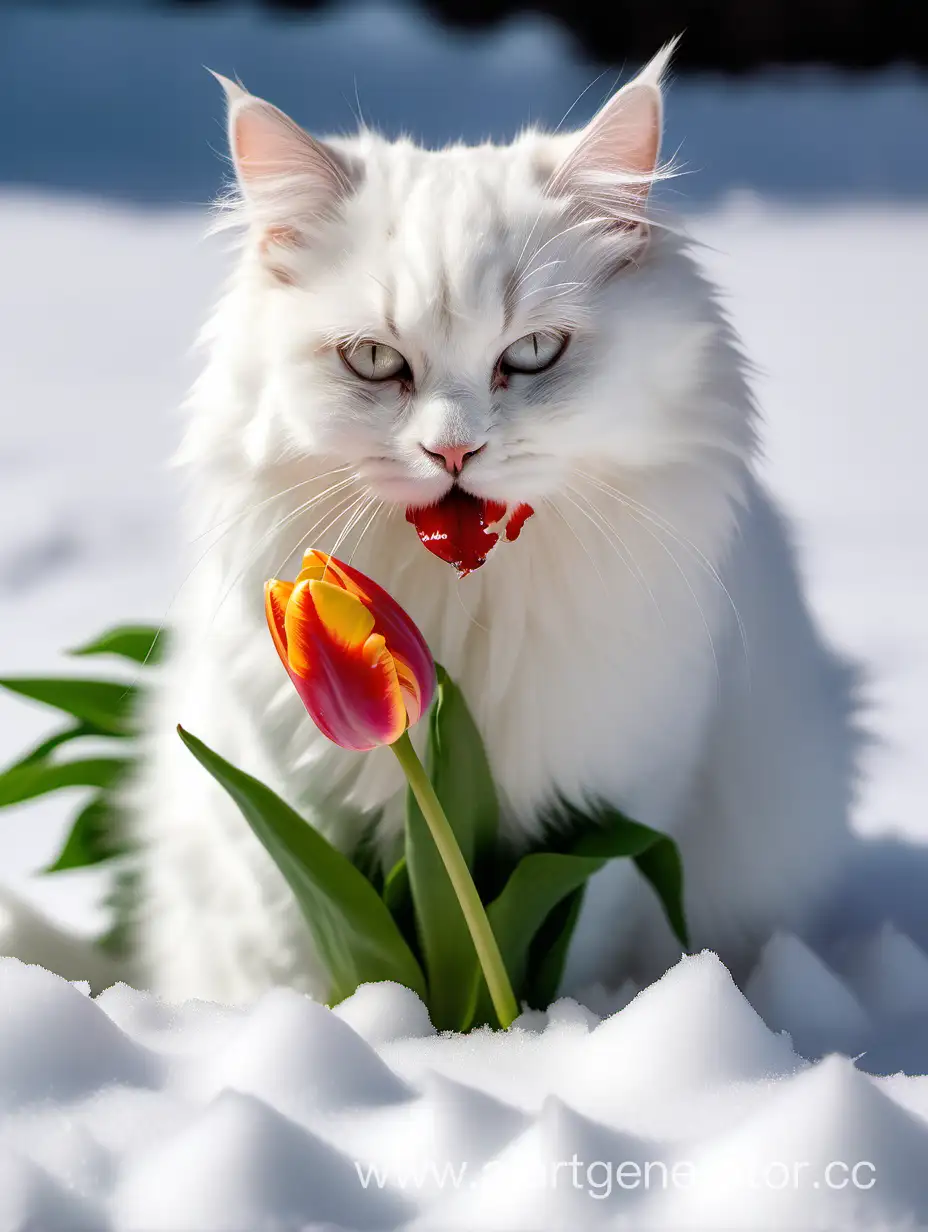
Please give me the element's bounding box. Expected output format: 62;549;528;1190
265;550;436;752
265;549;519;1027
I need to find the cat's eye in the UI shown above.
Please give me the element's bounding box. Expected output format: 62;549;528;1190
499;331;569;375
340;341;409;382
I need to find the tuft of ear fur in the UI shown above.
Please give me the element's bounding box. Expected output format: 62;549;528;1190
543;38;679;235
208;71;359;280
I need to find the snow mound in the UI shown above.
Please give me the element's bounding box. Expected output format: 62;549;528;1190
1;936;928;1230
847;924;928;1020
653;1056;928;1229
0;960;158;1110
745;932;871;1058
113;1087;412;1231
333;978;436;1045
193;985;413;1116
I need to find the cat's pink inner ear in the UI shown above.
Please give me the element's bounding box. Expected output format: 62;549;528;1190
553;82;662;204
547;39;677;220
230;98;348;198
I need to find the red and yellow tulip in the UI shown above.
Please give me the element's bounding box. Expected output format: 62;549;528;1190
265;547;518;1026
265;550;436;751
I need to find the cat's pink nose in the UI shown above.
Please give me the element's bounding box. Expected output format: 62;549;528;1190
420;442;485;476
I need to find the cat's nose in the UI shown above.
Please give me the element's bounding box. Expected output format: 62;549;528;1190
420;442;486;476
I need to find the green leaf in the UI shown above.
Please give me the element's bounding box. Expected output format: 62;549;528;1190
349;813;388;895
481;802;689;1009
486;850;599;996
0;757;129;808
0;678;138;737
403;667;497;1031
382;857;410;917
381;856;421;962
428;666;499;872
3;720;107;773
565;803;690;950
70;624;167;666
524;886;586;1010
634;834;689;951
404;793;480;1031
44;793;128;873
177;725;426;1005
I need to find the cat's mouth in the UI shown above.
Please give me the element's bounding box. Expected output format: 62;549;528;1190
405;487;534;577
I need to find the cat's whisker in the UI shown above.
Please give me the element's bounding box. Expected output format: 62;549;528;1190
511;258;566;290
621;505;723;693
211;480;361;599
190;466;355;545
554;68;613;135
125;474;360;678
210;485;364;631
542;496;609;595
562;485;666;626
347;500;384;568
518;281;585;300
576;468;749;672
324;491;376;577
516;218;603;286
452;574;491;635
571;477;722;690
272;490;368;585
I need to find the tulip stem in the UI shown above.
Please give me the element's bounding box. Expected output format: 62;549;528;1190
390;731;519;1029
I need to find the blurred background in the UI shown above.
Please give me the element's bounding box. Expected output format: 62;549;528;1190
1;0;926;938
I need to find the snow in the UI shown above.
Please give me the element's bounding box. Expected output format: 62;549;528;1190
0;951;927;1228
2;2;928;1224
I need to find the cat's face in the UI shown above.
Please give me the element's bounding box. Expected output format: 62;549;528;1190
218;45;728;515
263;138;653;512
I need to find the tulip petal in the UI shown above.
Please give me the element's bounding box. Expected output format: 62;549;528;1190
269;550;437;749
308;579;376;652
300;551;436;719
279;577;407;750
294;549;330;588
284;580;368;677
265;579;294;668
392;653;425;726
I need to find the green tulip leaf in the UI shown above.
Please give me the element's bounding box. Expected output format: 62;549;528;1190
477;801;689;1012
404;667;497;1031
428;666;499;871
405;791;481;1031
382;856;411;919
566;802;690;951
0;757;129;809
2;720;108;775
381;856;421;961
70;624;167;666
523;885;586;1010
0;677;138;737
178;725;426;1005
44;793;128;873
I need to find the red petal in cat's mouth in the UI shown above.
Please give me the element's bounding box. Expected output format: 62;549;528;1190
405;487;535;577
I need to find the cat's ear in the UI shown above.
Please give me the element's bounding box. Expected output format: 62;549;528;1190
542;39;677;230
210;73;358;276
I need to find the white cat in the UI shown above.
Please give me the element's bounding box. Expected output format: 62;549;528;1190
5;43;861;1005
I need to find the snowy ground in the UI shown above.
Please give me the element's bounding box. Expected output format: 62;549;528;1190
5;947;928;1230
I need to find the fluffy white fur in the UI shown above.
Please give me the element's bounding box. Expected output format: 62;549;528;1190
6;46;860;1004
